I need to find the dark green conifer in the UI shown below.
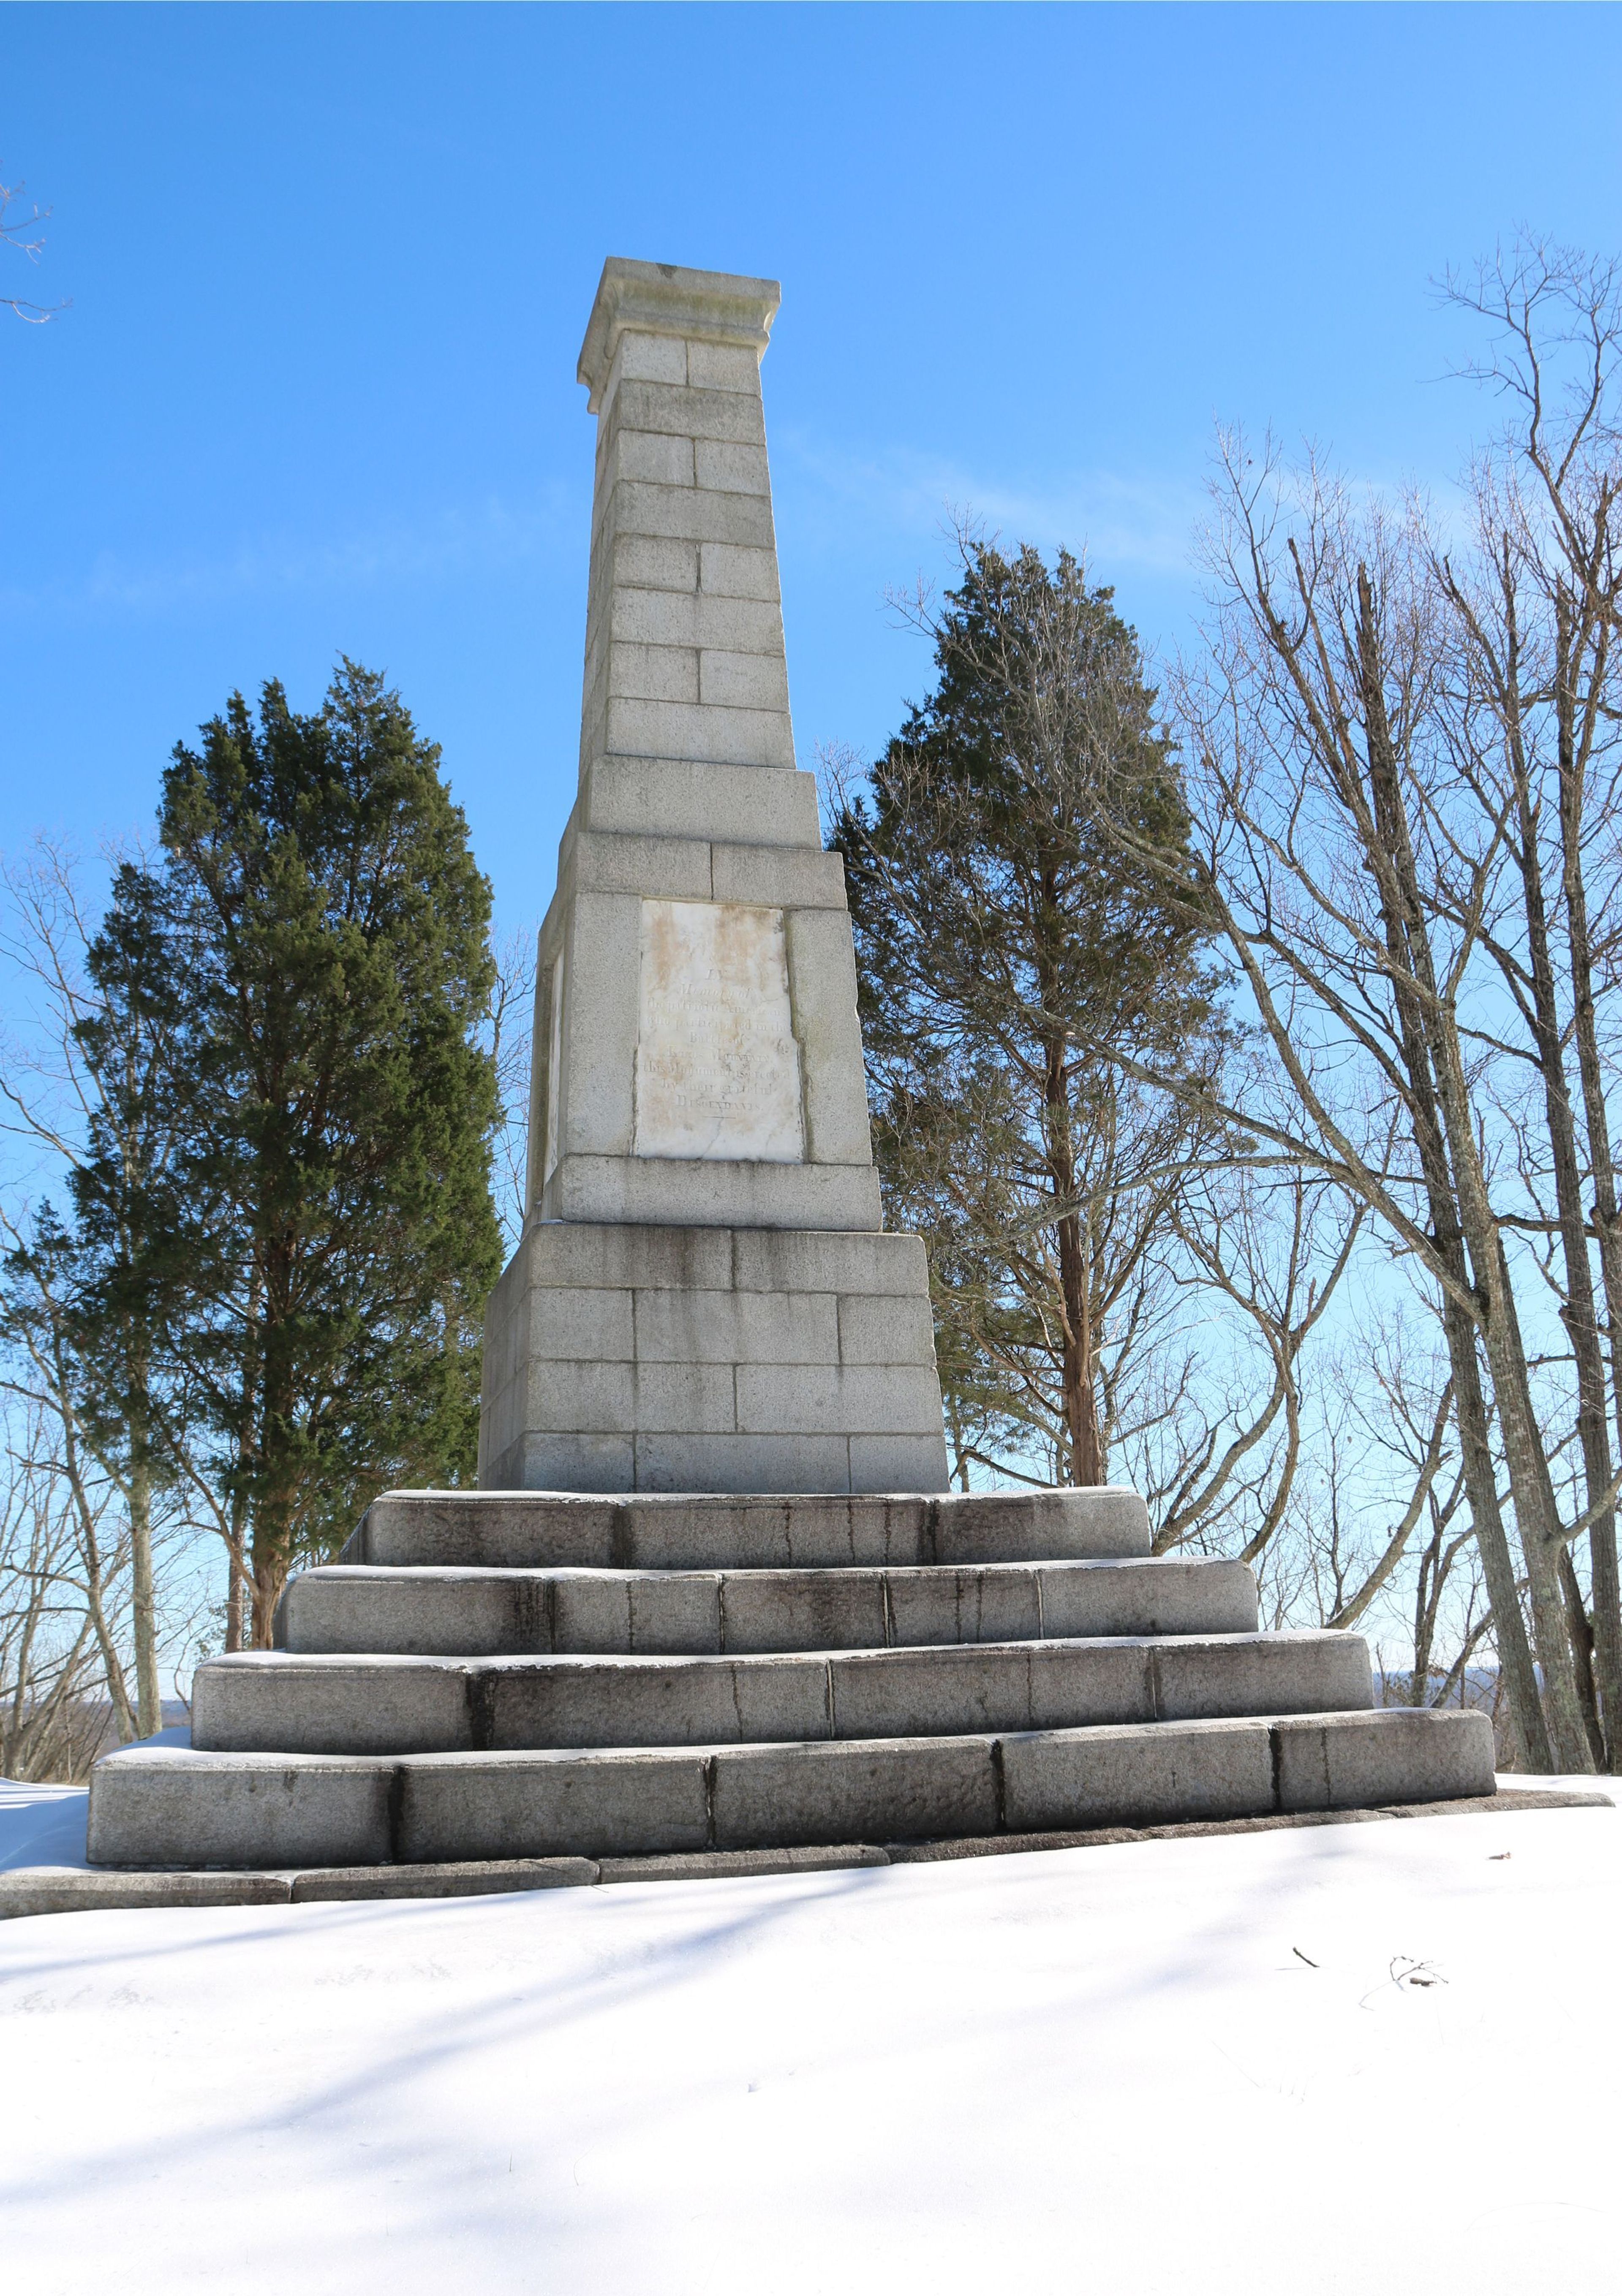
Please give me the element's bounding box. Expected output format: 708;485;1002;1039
834;544;1229;1486
80;660;502;1644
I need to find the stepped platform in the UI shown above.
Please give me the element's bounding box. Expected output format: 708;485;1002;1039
86;1487;1496;1871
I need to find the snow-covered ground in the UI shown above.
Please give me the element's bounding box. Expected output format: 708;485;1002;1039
0;1777;1614;2295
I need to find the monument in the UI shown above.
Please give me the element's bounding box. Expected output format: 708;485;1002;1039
479;259;949;1497
83;263;1495;1881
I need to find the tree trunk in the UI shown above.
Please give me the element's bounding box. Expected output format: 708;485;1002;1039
944;1395;972;1493
52;1348;139;1744
1433;1111;1593;1766
250;1250;297;1649
1442;1288;1546;1770
1480;580;1617;1767
128;1448;163;1738
250;1552;285;1650
1410;1535;1436;1704
1039;989;1104;1485
1349;575;1553;1768
1502;712;1613;1766
223;1485;250;1653
1055;1200;1103;1485
1560;1543;1606;1769
1554;593;1622;1763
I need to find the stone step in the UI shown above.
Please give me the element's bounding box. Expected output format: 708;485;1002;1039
86;1706;1498;1869
340;1486;1150;1571
275;1556;1259;1657
192;1630;1372;1755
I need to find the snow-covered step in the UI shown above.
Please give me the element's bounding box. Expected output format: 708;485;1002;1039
191;1630;1372;1755
86;1707;1498;1869
340;1486;1151;1571
276;1556;1259;1657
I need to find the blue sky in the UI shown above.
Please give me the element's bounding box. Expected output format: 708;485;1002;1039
5;2;1622;937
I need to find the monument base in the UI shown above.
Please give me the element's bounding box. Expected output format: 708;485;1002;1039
84;1486;1496;1870
478;1222;952;1494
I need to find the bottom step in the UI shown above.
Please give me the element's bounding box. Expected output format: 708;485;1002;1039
86;1708;1496;1870
8;1785;1613;1919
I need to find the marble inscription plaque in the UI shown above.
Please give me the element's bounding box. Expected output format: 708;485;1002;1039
633;899;804;1161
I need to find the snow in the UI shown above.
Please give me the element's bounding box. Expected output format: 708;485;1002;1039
0;1780;1615;2295
0;1780;92;1870
0;1727;190;1872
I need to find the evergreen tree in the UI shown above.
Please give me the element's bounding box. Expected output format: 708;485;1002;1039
834;543;1230;1486
82;660;501;1644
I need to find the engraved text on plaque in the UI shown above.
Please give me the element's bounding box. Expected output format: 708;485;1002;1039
633;899;804;1161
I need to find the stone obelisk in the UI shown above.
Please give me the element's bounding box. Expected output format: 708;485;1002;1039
479;259;951;1496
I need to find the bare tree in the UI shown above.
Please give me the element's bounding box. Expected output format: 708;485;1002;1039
1;174;65;324
0;1427;108;1780
1120;454;1586;1767
486;925;536;1256
0;840;195;1723
2;1217;141;1744
1423;241;1622;1761
1143;1160;1363;1562
1081;271;1622;1770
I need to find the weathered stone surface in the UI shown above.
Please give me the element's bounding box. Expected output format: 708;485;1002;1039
1273;1704;1497;1808
0;1867;294;1916
396;1748;712;1862
193;1628;1378;1756
632;899;804;1162
548;887;639;1159
733;1364;944;1437
633;1287;840;1365
547;1156;883;1232
784;908;874;1166
595;1844;887;1885
711;1735;996;1850
85;1704;1504;1871
486;1435;638;1494
931;1488;1150;1565
582;757;819;846
479;1218;947;1494
1150;1630;1373;1721
87;1746;394;1869
562;826;712;902
343;1488;1152;1572
630;1432;860;1495
604;692;795;769
479;258;951;1494
707;842;848;910
289;1858;596;1902
729;1229;930;1295
846;1436;961;1492
278;1557;1262;1661
837;1294;937;1365
1000;1717;1277;1831
499;1222;739;1292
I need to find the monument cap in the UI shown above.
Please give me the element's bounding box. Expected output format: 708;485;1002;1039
577;256;781;409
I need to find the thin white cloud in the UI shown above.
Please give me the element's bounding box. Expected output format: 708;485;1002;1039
775;428;1207;578
774;426;1477;600
1;487;580;620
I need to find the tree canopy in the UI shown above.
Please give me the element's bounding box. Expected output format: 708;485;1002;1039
834;542;1231;1486
73;660;502;1643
